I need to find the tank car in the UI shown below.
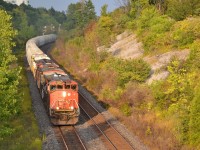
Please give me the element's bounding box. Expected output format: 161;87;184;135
26;34;79;125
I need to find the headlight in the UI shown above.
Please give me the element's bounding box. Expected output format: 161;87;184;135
56;107;59;110
70;106;74;110
62;91;66;97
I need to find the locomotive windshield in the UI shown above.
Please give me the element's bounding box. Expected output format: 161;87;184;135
50;84;63;91
49;84;77;91
65;85;70;89
65;84;77;91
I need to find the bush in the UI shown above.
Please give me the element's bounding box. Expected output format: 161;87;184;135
188;39;200;69
103;58;150;87
136;7;174;53
171;17;200;48
120;103;132;116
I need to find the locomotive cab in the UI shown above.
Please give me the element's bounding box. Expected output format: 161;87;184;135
46;75;79;125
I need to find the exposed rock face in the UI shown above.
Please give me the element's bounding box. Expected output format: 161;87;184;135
98;31;190;84
144;50;190;84
108;31;144;59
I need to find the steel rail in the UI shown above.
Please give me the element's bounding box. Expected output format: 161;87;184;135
79;105;117;150
79;92;135;150
73;126;87;150
59;126;87;150
58;127;69;150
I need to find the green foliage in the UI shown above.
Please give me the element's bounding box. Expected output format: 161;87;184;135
136;7;174;52
0;2;67;50
188;39;200;69
0;52;42;148
150;81;167;109
0;9;21;122
129;0;149;18
65;1;96;31
165;60;189;103
98;16;114;28
12;7;35;49
109;8;132;33
104;58;150;87
68;36;85;47
171;17;200;48
0;126;14;138
189;84;200;146
101;4;108;16
151;59;195;108
166;0;200;21
97;16;114;46
120;103;132;116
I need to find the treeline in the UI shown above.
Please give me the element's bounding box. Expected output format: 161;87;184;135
51;0;200;149
0;0;66;49
0;0;67;146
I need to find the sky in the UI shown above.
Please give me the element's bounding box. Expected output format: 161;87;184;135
29;0;120;16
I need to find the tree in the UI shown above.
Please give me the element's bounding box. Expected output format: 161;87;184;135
65;1;96;30
0;9;21;136
97;16;114;46
84;0;96;21
129;0;149;18
12;7;35;49
166;0;200;20
101;4;108;16
149;0;167;13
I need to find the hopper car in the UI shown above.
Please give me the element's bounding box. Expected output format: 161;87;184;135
26;34;79;125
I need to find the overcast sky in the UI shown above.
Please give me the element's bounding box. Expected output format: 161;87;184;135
29;0;120;16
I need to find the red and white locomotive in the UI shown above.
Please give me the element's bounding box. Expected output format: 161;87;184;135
26;34;79;125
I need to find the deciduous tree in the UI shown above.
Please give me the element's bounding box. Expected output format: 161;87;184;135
0;9;21;136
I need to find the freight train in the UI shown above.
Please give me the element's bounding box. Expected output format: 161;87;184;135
26;34;79;125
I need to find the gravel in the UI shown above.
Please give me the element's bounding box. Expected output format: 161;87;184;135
75;115;107;150
25;57;60;150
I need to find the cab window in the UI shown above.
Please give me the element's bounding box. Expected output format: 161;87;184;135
65;85;70;89
71;84;77;91
50;85;56;91
57;85;63;89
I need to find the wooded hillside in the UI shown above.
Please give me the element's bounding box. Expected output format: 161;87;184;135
51;0;200;149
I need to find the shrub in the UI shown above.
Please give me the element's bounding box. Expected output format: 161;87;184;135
120;103;132;116
171;17;200;48
103;58;150;87
136;7;174;53
97;16;114;46
188;39;200;69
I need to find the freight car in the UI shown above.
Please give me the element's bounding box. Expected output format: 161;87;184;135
26;34;79;125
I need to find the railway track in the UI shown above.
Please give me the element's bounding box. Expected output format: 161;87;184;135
53;126;86;150
53;92;134;149
79;92;134;150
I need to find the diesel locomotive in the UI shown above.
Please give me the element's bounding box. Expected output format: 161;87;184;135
26;34;79;125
